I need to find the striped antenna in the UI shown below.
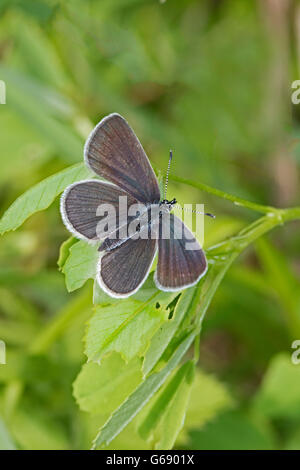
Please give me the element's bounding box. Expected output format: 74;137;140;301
174;205;215;218
164;150;173;200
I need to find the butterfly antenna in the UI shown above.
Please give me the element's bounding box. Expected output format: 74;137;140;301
164;150;173;200
174;205;215;219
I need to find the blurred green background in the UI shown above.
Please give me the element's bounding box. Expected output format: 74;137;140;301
0;0;300;450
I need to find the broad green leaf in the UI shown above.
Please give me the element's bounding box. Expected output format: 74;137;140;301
0;163;92;235
0;419;16;450
143;289;194;376
253;353;300;419
186;410;274;450
57;237;77;271
10;408;70;450
177;369;233;445
73;353;143;415
92;330;196;449
85;292;174;363
62;240;98;292
138;361;195;450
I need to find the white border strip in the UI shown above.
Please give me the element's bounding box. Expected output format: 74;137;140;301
60;179;120;245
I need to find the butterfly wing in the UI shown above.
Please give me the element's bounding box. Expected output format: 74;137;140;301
84;113;161;204
98;224;158;298
155;213;207;291
60;179;139;243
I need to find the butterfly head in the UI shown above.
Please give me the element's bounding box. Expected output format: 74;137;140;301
159;198;177;213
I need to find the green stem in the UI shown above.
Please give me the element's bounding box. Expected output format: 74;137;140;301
193;333;201;364
193;206;300;353
168;174;276;214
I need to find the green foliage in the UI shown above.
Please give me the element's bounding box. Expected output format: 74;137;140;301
0;163;91;235
92;330;197;449
61;241;98;293
85;294;173;364
185;411;274;451
142;289;194;376
74;354;143;415
0;0;300;451
137;361;195;450
177;369;233;446
253;354;300;419
0;419;16;450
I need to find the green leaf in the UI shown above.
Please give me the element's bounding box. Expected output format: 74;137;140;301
253;353;300;419
10;408;70;450
62;240;98;292
0;419;16;450
143;288;194;376
186;410;274;450
92;329;196;449
73;353;143;415
177;369;233;445
57;237;77;271
255;238;300;336
0;163;92;235
85;291;174;363
138;360;195;449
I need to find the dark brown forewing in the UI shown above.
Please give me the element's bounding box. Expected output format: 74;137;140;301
155;213;207;291
61;180;138;242
98;224;157;297
84;113;161;204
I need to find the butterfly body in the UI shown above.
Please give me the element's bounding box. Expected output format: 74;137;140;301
60;113;208;298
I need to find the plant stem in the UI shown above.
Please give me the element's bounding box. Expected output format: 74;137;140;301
192;206;300;353
167;173;283;215
193;333;200;364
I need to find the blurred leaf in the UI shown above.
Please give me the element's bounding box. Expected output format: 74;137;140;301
10;408;70;450
0;163;91;235
186;410;274;450
57;237;76;271
14;19;69;89
29;284;92;355
0;65;73;119
61;240;98;292
256;238;300;336
138;360;195;450
0;108;52;183
253;353;300;419
73;353;142;415
0;419;16;450
285;428;300;450
0;66;84;164
177;369;233;445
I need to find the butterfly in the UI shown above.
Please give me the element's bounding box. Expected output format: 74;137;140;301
60;113;208;298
